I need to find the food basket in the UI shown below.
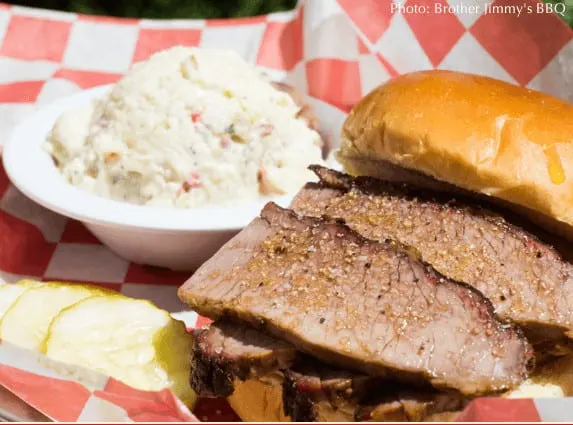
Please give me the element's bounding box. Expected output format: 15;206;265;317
0;0;572;420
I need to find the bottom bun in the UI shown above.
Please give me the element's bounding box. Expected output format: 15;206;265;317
506;354;573;399
227;375;291;422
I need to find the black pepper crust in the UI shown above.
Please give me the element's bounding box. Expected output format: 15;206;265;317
307;164;562;251
190;327;236;398
190;321;297;397
289;165;573;348
191;321;470;421
180;202;534;396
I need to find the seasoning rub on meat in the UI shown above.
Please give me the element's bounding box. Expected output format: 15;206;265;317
179;203;533;395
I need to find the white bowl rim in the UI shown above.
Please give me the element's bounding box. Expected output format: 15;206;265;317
2;84;346;233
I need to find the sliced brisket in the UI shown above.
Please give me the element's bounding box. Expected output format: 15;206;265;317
191;321;297;397
191;321;467;422
283;363;467;422
290;166;573;345
179;203;533;395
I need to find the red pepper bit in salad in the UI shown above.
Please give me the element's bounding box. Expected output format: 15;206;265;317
182;172;202;192
191;112;201;123
181;172;203;192
220;136;230;148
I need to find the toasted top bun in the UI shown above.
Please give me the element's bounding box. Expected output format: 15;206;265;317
337;70;573;240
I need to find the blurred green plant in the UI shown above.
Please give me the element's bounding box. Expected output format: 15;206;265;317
5;0;298;19
543;0;573;27
4;0;573;27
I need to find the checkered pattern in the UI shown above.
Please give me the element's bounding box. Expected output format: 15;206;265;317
0;340;198;421
2;339;573;424
0;0;572;421
0;0;570;309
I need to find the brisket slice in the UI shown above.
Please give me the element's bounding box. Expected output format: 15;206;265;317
290;166;573;346
191;321;297;397
283;363;467;422
179;203;533;395
191;321;468;421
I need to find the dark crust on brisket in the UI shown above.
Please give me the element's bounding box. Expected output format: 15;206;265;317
282;359;384;421
307;164;561;250
190;321;297;397
191;321;470;422
191;327;235;397
291;165;573;345
355;392;467;422
180;203;534;395
282;359;469;422
283;371;317;422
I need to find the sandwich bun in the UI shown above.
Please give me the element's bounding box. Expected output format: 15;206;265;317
224;71;573;422
336;70;573;240
505;354;573;399
227;377;289;422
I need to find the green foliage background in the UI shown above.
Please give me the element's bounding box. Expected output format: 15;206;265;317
5;0;298;19
543;0;573;27
4;0;573;27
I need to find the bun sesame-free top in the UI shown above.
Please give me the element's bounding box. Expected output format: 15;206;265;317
337;70;573;239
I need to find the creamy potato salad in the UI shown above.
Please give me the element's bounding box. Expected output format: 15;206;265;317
45;46;324;208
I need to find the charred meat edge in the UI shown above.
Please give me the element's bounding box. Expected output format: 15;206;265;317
191;321;468;422
191;321;297;397
181;204;534;395
293;165;573;347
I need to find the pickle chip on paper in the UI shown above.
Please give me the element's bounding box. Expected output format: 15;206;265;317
44;295;196;408
0;340;198;422
0;282;111;351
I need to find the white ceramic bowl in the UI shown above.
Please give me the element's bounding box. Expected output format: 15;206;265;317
2;85;347;271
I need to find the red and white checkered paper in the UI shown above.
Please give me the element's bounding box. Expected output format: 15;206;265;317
0;339;198;421
0;0;572;421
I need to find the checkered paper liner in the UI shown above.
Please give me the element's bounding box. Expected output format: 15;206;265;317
0;0;572;421
0;339;198;422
